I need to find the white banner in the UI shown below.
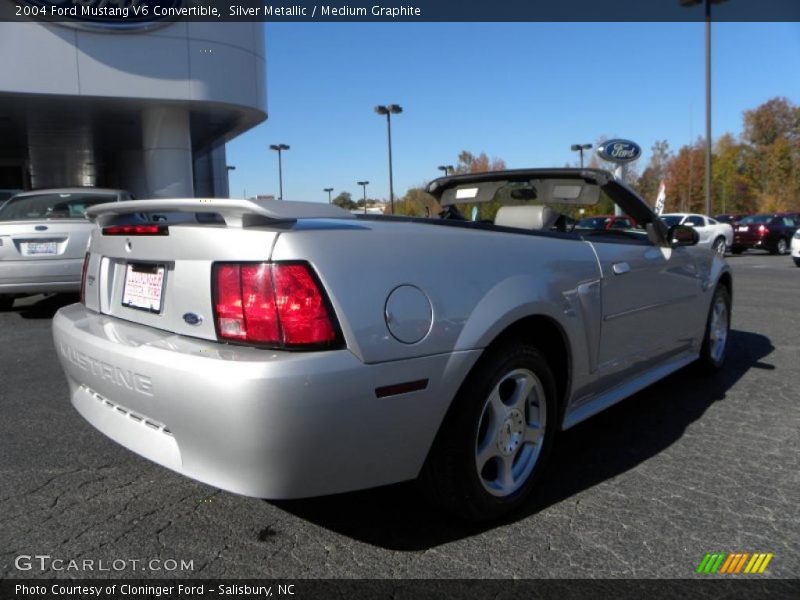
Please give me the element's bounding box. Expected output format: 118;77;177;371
654;180;666;215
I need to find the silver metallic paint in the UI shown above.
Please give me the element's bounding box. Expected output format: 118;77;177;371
53;186;732;499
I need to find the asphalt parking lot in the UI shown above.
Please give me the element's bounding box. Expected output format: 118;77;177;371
1;252;798;580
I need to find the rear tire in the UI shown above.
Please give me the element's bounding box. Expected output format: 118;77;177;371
731;246;744;255
0;295;13;311
793;257;800;267
420;342;557;521
697;285;731;373
775;238;789;255
711;236;727;256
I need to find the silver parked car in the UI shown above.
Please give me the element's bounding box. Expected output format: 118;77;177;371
52;169;731;520
0;188;132;309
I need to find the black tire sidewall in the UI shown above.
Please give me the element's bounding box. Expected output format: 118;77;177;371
444;343;557;519
699;286;731;371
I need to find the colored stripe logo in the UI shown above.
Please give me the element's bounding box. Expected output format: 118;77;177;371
696;552;773;574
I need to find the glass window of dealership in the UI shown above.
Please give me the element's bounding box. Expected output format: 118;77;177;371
0;15;266;197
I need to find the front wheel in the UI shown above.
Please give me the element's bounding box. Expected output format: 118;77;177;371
697;285;731;373
420;342;556;521
711;236;727;256
794;257;800;267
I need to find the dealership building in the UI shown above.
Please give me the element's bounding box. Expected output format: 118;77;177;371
0;15;266;198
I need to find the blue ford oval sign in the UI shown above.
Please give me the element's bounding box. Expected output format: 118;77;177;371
182;312;203;326
597;139;642;164
13;0;184;32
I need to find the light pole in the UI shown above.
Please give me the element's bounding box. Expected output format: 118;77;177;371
438;164;454;178
324;187;333;204
681;0;727;215
269;143;289;200
374;104;402;214
570;143;592;168
357;180;369;214
225;165;235;198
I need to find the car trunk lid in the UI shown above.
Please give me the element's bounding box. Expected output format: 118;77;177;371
82;198;353;343
0;220;94;261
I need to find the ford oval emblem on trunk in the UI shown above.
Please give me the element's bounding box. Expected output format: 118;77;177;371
35;225;48;231
182;313;203;326
597;139;642;164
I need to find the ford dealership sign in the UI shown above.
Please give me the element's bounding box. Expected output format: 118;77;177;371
597;139;642;164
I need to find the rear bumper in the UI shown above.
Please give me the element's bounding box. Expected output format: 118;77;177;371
0;258;82;293
52;304;479;499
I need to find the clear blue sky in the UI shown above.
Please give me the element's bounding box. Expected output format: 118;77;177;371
227;22;800;203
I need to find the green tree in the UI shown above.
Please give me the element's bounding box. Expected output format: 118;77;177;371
332;191;356;210
741;97;800;212
713;133;755;214
394;187;441;217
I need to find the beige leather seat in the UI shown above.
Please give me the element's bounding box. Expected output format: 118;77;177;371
494;205;559;230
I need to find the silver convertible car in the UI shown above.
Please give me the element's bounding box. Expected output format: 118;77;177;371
52;169;732;520
0;188;132;310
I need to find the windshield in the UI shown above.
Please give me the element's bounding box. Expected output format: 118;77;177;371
0;193;116;221
660;215;683;227
739;215;772;225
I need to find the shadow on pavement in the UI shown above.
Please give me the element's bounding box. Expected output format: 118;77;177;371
15;294;79;319
271;329;774;550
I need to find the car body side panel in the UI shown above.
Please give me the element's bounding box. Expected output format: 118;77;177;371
269;222;602;396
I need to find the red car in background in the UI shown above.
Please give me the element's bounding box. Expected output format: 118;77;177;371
731;213;800;255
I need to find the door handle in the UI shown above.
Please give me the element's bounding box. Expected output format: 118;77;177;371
612;262;631;275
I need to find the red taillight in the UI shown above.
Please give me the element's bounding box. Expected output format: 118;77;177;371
102;225;168;236
79;252;89;304
212;262;340;349
273;264;337;345
758;224;769;235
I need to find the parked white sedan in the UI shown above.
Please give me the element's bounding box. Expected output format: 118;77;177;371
660;213;733;255
791;229;800;267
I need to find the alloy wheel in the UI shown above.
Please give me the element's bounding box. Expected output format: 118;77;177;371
474;368;547;497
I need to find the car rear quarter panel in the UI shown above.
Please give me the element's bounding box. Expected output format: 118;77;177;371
271;220;603;400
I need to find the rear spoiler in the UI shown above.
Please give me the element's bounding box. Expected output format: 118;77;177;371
86;198;355;228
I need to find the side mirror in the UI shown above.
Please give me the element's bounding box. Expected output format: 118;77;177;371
668;224;699;247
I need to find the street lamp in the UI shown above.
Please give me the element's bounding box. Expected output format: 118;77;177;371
570;143;592;168
374;104;402;214
323;187;334;204
225;165;236;198
269;143;290;200
680;0;728;215
438;164;454;178
357;180;369;215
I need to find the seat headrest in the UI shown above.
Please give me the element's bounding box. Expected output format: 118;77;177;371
494;205;559;230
